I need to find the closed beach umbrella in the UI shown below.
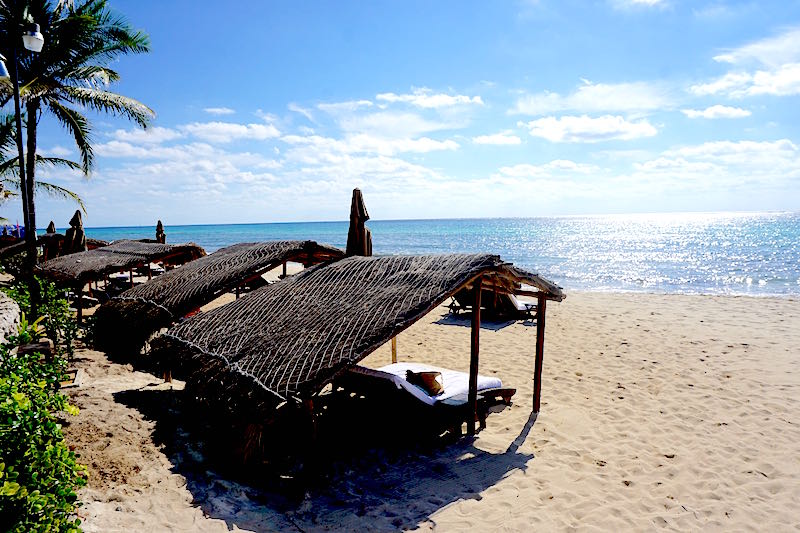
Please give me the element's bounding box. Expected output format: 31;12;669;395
346;188;372;257
42;220;61;260
156;220;166;244
64;209;87;255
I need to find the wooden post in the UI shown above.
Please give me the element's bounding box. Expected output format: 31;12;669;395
303;398;317;442
129;269;134;288
533;294;547;413
467;278;482;435
391;337;397;363
148;263;152;280
282;261;287;278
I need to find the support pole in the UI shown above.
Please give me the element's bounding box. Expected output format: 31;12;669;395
129;269;134;288
235;285;240;299
467;278;482;435
282;261;287;279
391;337;397;363
148;263;152;280
533;294;547;413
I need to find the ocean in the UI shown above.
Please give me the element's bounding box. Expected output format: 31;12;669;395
79;212;800;297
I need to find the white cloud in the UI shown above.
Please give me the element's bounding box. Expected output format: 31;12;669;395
495;159;599;178
691;63;800;97
520;115;658;142
376;88;483;108
692;27;800;98
621;139;800;195
40;145;73;157
317;100;374;113
282;133;459;157
610;0;667;10
511;81;674;115
339;111;460;138
181;121;280;143
665;139;798;166
203;107;235;115
110;126;184;144
288;103;314;121
689;72;753;96
681;105;751;119
472;132;522;145
713;27;800;67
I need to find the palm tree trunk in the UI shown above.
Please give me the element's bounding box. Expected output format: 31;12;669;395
25;100;40;317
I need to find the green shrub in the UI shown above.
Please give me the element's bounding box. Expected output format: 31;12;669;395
3;277;77;359
0;346;86;532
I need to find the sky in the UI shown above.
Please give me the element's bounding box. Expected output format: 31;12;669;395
7;0;800;227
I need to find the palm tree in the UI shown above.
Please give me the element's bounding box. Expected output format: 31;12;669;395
0;0;154;311
0;112;86;220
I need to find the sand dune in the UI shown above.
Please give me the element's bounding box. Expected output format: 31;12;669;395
64;292;800;531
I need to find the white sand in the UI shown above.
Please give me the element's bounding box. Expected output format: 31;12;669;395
64;292;800;531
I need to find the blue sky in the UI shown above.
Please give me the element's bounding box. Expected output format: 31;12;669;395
9;0;800;227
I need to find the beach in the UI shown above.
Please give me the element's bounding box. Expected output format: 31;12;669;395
63;291;800;531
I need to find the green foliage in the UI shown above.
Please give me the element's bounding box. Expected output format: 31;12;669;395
78;314;96;348
3;277;77;358
0;345;85;532
6;312;45;345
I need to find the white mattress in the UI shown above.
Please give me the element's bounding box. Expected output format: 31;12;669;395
349;362;502;406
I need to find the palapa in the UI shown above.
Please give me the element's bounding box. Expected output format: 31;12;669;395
151;253;564;418
93;240;344;355
36;239;206;287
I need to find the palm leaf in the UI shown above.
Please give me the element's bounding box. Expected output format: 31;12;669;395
60;86;153;127
44;99;93;173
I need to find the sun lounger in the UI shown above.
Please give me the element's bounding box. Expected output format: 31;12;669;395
448;288;537;320
335;362;515;432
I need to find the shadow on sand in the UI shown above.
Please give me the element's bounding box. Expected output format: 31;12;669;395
114;387;538;531
434;312;536;331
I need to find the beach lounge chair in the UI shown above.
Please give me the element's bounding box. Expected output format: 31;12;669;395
448;288;537;321
507;294;537;320
334;362;515;433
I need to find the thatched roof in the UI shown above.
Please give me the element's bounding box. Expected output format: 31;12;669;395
36;239;206;286
151;253;564;416
93;240;344;354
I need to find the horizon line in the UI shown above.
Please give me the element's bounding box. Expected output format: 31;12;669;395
70;209;799;230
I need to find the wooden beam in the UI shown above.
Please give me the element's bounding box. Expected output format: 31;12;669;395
129;269;134;289
467;277;482;435
282;261;287;278
533;293;547;413
391;337;397;363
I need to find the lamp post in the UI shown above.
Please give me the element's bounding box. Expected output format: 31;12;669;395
0;22;45;314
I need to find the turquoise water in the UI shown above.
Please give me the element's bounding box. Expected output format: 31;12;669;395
76;212;800;296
